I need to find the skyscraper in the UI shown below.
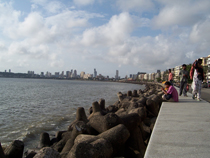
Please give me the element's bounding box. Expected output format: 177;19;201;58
115;70;119;79
74;70;77;78
94;68;97;78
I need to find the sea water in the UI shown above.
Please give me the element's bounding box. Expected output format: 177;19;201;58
0;78;144;150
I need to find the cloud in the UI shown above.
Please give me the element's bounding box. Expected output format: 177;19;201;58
73;0;95;6
152;0;210;29
116;0;154;12
31;0;64;13
81;12;134;46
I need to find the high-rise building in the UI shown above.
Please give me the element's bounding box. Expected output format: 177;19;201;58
66;71;70;78
41;72;44;77
94;68;97;78
74;70;77;78
80;71;85;78
115;70;119;79
55;72;59;78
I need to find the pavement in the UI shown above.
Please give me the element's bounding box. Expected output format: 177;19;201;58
201;88;210;103
144;89;210;158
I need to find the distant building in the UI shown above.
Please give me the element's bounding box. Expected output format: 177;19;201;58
174;65;182;82
137;72;146;80
80;71;85;78
83;73;93;79
66;71;70;78
206;55;210;83
200;56;208;67
41;72;44;77
115;70;119;79
151;73;155;81
73;70;77;78
144;74;149;80
9;69;11;73
45;71;51;77
55;72;59;78
161;71;165;81
94;69;97;78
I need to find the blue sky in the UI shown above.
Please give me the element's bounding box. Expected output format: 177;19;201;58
0;0;210;77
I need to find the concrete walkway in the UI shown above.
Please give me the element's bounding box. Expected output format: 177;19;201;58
201;88;210;103
144;92;210;158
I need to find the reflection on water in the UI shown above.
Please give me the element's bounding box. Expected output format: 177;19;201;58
0;78;144;149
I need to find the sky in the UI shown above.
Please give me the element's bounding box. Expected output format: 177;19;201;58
0;0;210;78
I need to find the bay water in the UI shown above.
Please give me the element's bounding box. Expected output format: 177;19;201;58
0;78;144;150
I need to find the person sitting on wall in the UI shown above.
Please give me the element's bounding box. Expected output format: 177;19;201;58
161;81;179;102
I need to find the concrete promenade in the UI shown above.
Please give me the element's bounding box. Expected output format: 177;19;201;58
144;89;210;158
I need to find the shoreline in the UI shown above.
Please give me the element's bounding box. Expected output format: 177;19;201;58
1;82;164;158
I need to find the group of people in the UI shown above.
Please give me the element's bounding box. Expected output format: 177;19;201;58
161;59;204;102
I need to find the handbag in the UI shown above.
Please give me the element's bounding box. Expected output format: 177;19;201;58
165;94;172;100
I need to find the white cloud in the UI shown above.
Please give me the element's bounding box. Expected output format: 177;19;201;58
73;0;95;6
152;0;210;29
116;0;154;12
31;0;63;13
81;12;134;46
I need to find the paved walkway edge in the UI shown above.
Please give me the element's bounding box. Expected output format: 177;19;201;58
144;92;210;158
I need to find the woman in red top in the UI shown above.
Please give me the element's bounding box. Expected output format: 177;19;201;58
168;69;173;85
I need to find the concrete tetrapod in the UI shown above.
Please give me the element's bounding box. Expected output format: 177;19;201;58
60;121;88;158
68;107;88;131
4;140;24;158
53;121;88;153
68;124;130;158
34;147;61;158
39;132;51;148
0;143;5;158
146;97;160;117
89;112;122;133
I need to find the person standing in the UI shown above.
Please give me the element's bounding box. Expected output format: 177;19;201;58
168;69;173;85
191;60;204;101
179;64;189;96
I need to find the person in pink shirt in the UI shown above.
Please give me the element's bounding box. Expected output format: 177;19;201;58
168;69;173;85
161;81;179;102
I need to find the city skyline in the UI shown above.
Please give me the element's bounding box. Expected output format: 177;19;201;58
0;0;210;77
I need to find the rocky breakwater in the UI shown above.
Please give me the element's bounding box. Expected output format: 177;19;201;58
1;83;164;158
